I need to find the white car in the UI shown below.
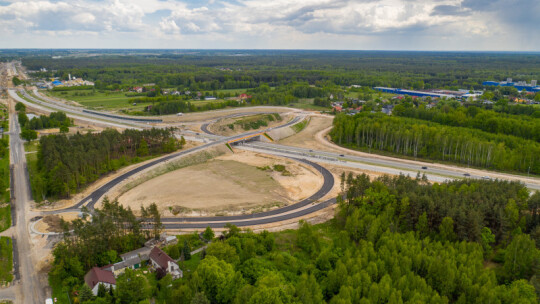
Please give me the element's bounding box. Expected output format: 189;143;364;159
176;112;183;116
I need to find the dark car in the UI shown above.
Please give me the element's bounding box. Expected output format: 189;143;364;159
339;154;345;157
463;173;471;177
421;166;428;170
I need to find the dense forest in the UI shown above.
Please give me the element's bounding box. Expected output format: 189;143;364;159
19;51;540;92
145;98;244;115
33;128;179;200
393;102;540;142
50;174;539;303
330;113;540;175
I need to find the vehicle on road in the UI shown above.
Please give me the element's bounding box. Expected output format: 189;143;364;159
177;112;183;116
339;154;344;157
464;173;471;177
481;176;492;180
421;166;428;170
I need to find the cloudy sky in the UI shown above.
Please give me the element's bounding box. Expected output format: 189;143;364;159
0;0;538;51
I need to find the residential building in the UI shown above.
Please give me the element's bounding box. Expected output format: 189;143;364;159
149;247;182;279
84;267;116;296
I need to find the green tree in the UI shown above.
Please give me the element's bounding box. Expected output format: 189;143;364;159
170;285;193;304
439;217;456;242
203;226;214;242
191;292;211;304
115;269;151;304
504;234;539;281
96;283;108;298
481;227;496;257
137;138;149;156
297;220;320;255
183;240;192;261
416;212;429;239
79;284;94;303
295;273;323;304
168;245;180;260
20;128;37;141
15;102;26;112
18;112;28;126
205;241;238;265
192;256;244;304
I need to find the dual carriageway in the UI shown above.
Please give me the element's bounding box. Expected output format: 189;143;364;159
8;87;540;231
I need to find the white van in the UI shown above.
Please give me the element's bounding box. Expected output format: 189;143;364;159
176;113;183;116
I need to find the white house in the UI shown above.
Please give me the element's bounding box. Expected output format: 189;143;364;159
149;246;182;279
84;267;116;295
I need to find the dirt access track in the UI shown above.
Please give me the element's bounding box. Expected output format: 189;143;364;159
116;150;323;217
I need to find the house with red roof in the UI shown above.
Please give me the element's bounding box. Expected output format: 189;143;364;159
84;267;116;295
149;246;182;279
238;93;252;100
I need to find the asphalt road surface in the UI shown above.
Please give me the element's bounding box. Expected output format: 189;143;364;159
9;89;144;130
9;110;46;303
240;141;540;191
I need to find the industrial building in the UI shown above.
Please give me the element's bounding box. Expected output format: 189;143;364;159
374;87;455;98
483;78;540;93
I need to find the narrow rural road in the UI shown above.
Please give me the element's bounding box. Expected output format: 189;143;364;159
9;108;46;304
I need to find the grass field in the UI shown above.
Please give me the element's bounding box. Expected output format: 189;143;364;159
288;99;330;111
215;88;247;95
0;206;10;233
47;89;240;113
47;89;153;111
0;236;13;284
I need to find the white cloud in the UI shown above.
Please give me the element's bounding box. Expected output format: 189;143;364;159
0;0;537;50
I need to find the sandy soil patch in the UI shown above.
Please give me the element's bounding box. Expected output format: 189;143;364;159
208;113;291;136
278;115;333;148
117;150;323;217
160;106;298;123
34;212;80;234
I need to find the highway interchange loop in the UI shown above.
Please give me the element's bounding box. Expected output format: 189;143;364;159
10;88;540;230
9;88;338;229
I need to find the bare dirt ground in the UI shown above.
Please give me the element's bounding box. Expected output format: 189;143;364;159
278;115;334;148
39;91;84;107
37;125;102;136
208;113;291;136
34;212;80;234
160;106;297;123
117;150;323;217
